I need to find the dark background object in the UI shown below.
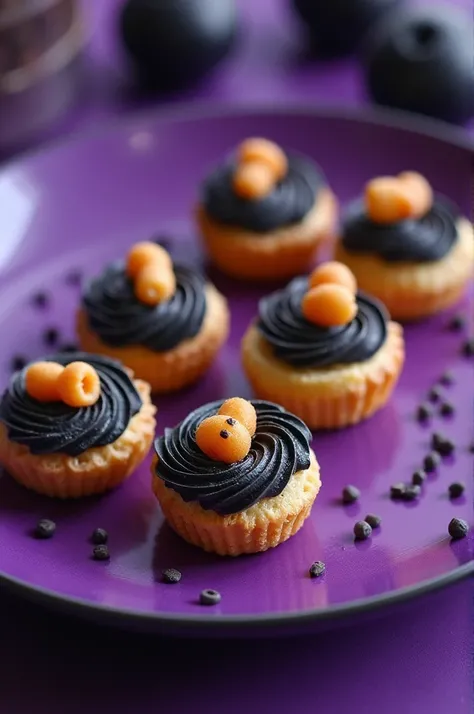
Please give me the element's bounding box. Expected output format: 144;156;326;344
291;0;405;57
120;0;238;91
362;5;474;123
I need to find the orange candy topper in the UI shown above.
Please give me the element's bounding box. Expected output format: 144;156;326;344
233;138;288;201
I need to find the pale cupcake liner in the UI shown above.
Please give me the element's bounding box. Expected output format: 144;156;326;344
241;322;405;430
0;380;156;498
152;451;321;556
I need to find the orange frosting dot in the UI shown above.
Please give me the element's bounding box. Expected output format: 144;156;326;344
309;262;357;293
25;362;64;402
238;138;288;181
365;177;414;224
218;398;257;437
302;284;357;328
233;161;276;200
57;361;101;408
126;241;172;279
398;172;433;218
195;415;251;464
134;264;176;306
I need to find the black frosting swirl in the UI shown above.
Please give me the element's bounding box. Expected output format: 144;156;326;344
154;400;312;515
201;154;325;232
341;197;460;262
82;262;206;351
257;278;388;367
0;352;142;456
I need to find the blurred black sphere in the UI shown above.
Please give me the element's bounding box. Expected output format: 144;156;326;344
120;0;238;91
362;6;474;123
291;0;405;57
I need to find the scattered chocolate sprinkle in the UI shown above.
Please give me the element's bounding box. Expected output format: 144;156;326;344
448;518;469;540
92;544;110;561
365;514;381;529
416;403;432;422
448;315;465;332
431;432;444;450
43;327;59;346
34;519;56;539
448;482;465;499
423;452;441;472
353;521;372;541
412;470;426;486
434;437;455;457
390;483;406;500
402;484;421;501
199;589;221;605
59;343;79;353
440;402;455;417
10;355;27;372
91;528;108;545
32;291;49;308
461;339;474;357
428;387;442;403
225;418;236;426
162;568;182;584
342;485;360;504
65;270;82;286
309;561;326;578
219;430;230;439
439;371;454;386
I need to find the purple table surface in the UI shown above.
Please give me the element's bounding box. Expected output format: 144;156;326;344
0;1;472;713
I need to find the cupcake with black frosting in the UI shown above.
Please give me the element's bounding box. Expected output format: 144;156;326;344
196;137;337;281
335;172;474;320
77;241;229;393
242;262;404;429
0;352;156;497
152;397;321;555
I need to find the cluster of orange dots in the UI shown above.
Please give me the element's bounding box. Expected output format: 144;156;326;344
126;241;176;306
365;171;433;224
302;262;358;328
232;138;288;201
25;361;101;407
196;397;257;464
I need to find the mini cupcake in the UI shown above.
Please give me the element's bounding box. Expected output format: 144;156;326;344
242;262;404;430
0;352;156;497
153;397;321;556
77;241;229;393
196;138;338;281
335;172;474;321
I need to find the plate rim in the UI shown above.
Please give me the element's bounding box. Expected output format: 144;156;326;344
0;102;472;633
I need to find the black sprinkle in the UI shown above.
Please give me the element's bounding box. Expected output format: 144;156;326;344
342;485;361;504
43;327;59;346
461;339;474;357
431;432;445;450
439;371;454;386
448;482;465;499
34;519;56;539
448;315;465;332
365;514;381;529
32;291;49;308
309;561;326;578
440;402;455;417
428;387;442;403
65;270;82;286
402;484;421;501
416;403;432;422
354;521;372;541
390;483;406;500
412;470;426;486
59;343;78;353
92;545;110;561
10;355;27;372
225;418;236;426
199;589;221;606
219;430;230;439
437;439;455;457
162;568;182;584
423;452;441;472
448;517;469;540
91;528;108;545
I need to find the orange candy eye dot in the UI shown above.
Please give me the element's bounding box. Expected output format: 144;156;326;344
218;397;257;437
135;264;176;306
302;284;357;328
309;262;357;293
25;362;64;402
238;138;288;181
195;415;252;464
57;362;101;408
126;241;172;279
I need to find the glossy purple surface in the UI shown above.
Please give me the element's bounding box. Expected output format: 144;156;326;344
0;108;472;632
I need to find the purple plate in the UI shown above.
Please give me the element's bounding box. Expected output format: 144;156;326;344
0;106;472;636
